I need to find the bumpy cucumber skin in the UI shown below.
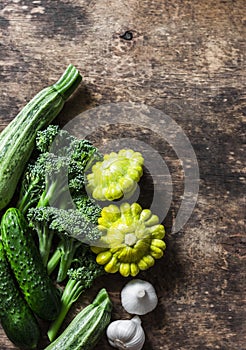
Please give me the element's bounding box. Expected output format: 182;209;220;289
1;208;61;321
45;288;112;350
0;240;40;349
0;64;82;211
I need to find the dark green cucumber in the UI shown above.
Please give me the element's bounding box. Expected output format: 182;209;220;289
45;288;112;350
0;64;82;211
0;240;40;349
1;208;61;321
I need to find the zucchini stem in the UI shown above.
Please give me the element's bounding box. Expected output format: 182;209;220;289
53;64;82;101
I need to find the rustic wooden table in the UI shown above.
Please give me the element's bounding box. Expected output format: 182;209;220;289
0;1;245;349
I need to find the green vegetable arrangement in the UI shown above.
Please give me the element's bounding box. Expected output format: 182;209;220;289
0;65;167;350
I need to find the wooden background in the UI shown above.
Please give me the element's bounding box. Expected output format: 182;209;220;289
0;0;245;349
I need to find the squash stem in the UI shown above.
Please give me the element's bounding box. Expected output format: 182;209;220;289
53;64;82;101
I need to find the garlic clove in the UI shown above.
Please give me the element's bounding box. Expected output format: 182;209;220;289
121;279;158;315
107;316;145;350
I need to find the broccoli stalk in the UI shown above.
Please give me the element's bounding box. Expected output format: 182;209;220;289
46;246;61;276
27;207;56;266
47;246;104;342
35;153;71;209
35;223;54;267
47;236;82;283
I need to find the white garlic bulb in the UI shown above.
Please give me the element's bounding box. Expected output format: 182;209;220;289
106;315;145;350
121;279;158;315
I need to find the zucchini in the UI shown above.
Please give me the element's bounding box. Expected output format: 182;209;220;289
0;240;40;349
1;208;61;321
45;288;112;350
0;64;82;211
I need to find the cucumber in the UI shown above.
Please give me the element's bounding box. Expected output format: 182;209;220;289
0;64;82;211
0;240;40;349
45;288;112;350
1;208;61;321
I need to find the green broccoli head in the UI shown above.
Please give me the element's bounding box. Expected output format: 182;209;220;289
73;194;102;224
17;154;49;213
28;205;56;225
67;138;103;196
48;207;101;244
36;125;60;153
28;204;101;245
38;128;102;204
18;124;103;213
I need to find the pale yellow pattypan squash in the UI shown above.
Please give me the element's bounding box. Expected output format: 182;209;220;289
86;149;144;201
91;202;166;277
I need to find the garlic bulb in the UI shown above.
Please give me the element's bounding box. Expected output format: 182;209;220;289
121;279;158;315
107;316;145;350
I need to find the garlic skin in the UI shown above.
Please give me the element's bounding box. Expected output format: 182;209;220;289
121;279;158;315
106;316;145;350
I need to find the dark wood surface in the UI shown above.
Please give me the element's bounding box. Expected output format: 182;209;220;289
0;1;245;349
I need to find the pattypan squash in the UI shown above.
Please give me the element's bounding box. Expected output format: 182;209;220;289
91;202;166;277
86;149;144;201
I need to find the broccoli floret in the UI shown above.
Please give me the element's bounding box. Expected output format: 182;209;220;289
27;194;102;282
28;205;101;282
74;194;102;223
17;151;70;213
48;207;101;243
36;139;101;209
17;126;102;213
17;154;47;214
68;139;102;195
47;245;104;342
36;125;60;153
17;126;71;213
46;197;102;282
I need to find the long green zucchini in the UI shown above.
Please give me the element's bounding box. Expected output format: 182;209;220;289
1;208;61;321
45;288;112;350
0;240;40;349
0;64;82;211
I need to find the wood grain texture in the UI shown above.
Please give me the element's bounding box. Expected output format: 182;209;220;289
0;0;245;349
